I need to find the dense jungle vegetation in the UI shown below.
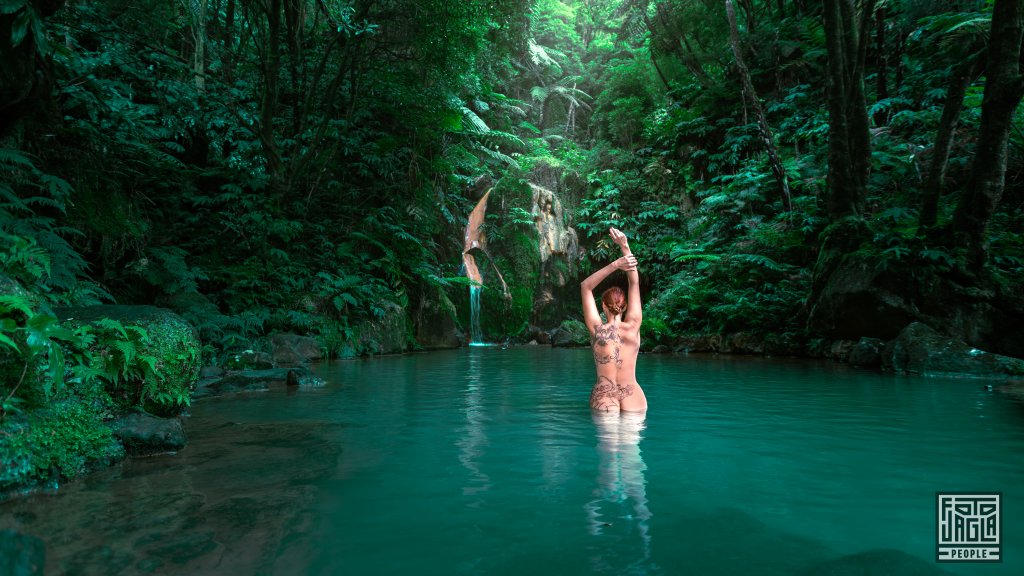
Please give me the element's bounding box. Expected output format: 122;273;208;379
3;0;1024;486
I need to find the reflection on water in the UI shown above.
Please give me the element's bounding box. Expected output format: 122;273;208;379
586;411;652;574
457;351;490;500
2;348;1023;576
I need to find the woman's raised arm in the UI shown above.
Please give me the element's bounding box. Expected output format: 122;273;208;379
609;228;642;324
581;254;636;332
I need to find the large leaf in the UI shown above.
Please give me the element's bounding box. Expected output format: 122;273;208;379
0;0;26;16
9;5;33;47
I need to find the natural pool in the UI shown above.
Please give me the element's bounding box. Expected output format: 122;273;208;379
2;347;1022;575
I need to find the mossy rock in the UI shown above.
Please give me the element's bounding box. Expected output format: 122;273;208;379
55;305;202;415
551;319;590;347
353;302;407;355
1;396;125;496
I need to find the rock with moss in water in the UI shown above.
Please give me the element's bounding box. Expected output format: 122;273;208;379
353;302;408;355
882;322;1024;379
551;319;590;347
108;410;186;455
192;367;324;399
1;395;125;496
54;305;202;415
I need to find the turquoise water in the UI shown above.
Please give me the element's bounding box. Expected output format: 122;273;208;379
2;347;1022;575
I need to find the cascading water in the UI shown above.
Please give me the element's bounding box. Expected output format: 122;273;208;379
469;285;485;346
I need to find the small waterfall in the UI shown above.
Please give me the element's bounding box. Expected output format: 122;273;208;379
469;285;485;346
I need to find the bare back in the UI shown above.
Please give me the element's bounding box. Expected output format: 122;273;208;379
580;228;647;413
588;319;647;412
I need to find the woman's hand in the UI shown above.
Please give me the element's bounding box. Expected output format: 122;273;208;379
614;255;637;271
609;227;630;253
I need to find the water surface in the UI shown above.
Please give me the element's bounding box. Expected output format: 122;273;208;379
2;348;1022;575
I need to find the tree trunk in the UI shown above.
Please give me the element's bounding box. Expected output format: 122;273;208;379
192;0;208;91
919;59;980;229
678;36;713;86
649;51;671;90
726;0;792;209
259;0;283;176
738;0;756;34
874;6;887;104
822;0;874;220
952;0;1024;270
224;0;236;82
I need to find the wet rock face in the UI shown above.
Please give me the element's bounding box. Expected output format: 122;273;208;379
0;529;45;576
530;184;579;288
882;322;1024;379
414;296;461;350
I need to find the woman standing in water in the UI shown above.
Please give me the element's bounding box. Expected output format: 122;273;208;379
580;228;648;412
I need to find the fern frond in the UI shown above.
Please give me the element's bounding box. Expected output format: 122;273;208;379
528;39;563;73
0;148;36;168
460;106;490;133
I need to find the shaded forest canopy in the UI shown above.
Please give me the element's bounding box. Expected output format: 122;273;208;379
3;0;1024;401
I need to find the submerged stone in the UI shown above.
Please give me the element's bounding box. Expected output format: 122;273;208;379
269;332;322;366
0;529;45;576
108;412;186;454
192;367;325;399
800;548;953;575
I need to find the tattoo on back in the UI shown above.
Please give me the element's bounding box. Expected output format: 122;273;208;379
589;375;636;411
591;323;622;367
590;376;618;411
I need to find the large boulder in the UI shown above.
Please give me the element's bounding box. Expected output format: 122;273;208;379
0;529;45;576
55;305;201;415
108;411;186;454
848;337;885;367
551;319;590;347
806;220;1024;359
269;332;322;366
882;322;1024;379
808;251;921;340
413;296;461;350
354;302;407;355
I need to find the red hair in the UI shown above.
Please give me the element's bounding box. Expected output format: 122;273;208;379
601;286;626;316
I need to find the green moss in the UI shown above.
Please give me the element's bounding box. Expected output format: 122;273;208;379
1;396;124;494
557;319;591;346
353;302;408;354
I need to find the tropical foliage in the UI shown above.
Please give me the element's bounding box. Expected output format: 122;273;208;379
2;0;1024;488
